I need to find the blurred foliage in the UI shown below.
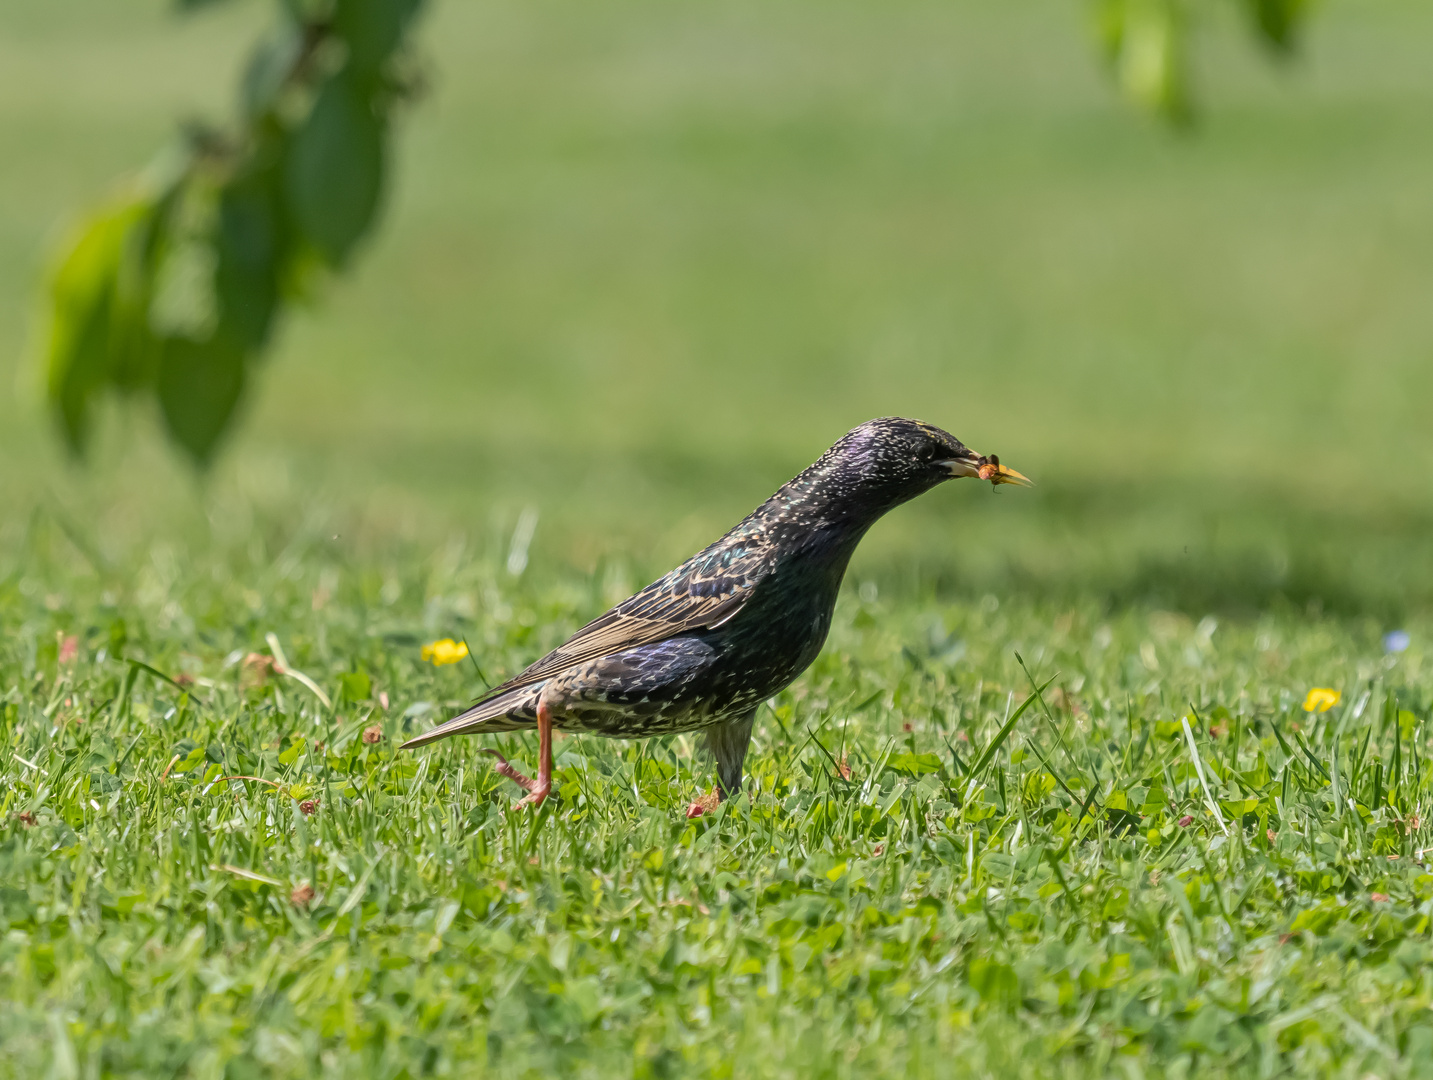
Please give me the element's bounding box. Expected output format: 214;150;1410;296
34;0;425;464
33;0;1313;466
1096;0;1312;124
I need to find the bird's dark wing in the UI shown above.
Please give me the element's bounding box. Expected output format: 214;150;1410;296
474;537;765;701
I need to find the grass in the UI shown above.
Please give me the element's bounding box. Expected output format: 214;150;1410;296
3;0;1433;1075
4;2;1433;524
2;518;1433;1078
4;0;1433;620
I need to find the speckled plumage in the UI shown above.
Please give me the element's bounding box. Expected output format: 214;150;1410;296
401;417;1028;801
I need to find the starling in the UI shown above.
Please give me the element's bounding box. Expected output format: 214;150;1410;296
401;417;1030;811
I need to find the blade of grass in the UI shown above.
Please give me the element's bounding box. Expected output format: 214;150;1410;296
1015;656;1105;814
1016;726;1084;808
1183;710;1228;836
212;864;283;887
1330;726;1342;819
460;635;490;690
808;731;854;787
126;659;210;708
1015;653;1081;773
1191;833;1241;944
943;734;970;777
266;632;333;710
1292;729;1332;782
969;675;1057;777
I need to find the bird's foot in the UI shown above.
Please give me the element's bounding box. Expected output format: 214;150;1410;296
481;748;550;808
685;788;722;819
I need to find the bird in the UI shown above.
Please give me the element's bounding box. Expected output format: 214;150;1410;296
400;417;1030;813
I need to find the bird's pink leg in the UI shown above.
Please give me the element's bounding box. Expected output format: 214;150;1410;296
481;701;553;808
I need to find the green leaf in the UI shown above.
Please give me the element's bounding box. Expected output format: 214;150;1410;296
1096;0;1190;124
981;853;1016;879
968;958;1020;1010
106;892;145;916
1244;0;1309;52
241;26;303;117
1139;780;1167;813
174;743;208;774
1101;886;1130;919
278;736;306;767
334;0;425;73
216;168;286;350
89;770;122;795
39;193;162;453
286;69;386;266
384;758;418;787
279;0;327;22
1290;904;1341;936
1105;807;1142;836
1021;770;1057;802
339;670;372;702
156;332;247;464
886;751;944;778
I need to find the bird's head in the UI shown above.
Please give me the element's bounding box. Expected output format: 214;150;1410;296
799;417;1031;518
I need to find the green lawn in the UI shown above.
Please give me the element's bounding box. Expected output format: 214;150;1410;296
2;534;1431;1077
2;0;1433;1075
3;0;1433;574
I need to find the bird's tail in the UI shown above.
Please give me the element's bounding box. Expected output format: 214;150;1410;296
398;684;541;749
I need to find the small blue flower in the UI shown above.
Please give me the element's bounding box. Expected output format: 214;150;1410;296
1384;630;1410;654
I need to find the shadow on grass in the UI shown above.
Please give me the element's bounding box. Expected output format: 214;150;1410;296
883;480;1433;621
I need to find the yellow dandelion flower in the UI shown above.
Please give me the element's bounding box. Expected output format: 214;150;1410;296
1302;687;1340;713
422;638;469;666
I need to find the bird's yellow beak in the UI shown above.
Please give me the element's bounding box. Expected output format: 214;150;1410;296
982;462;1033;487
942;454;1033;488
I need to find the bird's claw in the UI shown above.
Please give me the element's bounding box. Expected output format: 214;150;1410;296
686;788;722;818
481;747;550;807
